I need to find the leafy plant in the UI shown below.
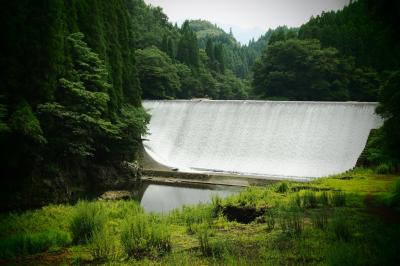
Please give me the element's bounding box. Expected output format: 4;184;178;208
0;230;71;259
120;214;171;259
331;192;346;207
69;201;107;244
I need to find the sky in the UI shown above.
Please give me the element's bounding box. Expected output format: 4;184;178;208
144;0;350;44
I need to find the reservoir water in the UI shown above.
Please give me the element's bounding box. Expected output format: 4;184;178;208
139;182;239;213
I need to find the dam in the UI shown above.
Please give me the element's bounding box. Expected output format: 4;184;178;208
142;100;383;180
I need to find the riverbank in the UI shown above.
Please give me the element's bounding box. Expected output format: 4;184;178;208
0;168;399;265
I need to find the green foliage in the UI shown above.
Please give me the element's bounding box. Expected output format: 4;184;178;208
376;71;400;165
252;39;352;101
303;191;318;208
268;26;298;44
196;223;211;256
0;230;71;259
330;215;351;241
69;201;106;244
135;46;181;99
331;191;346;207
0;98;9;133
387;178;400;209
177;21;199;68
279;211;304;236
298;0;400;71
264;209;276;231
276;182;289;193
90;227;119;261
9;101;46;144
311;210;329;230
120;214;171;259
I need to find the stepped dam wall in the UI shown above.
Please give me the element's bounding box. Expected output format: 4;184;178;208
142;100;382;179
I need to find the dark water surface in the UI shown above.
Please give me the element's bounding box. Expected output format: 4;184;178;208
139;182;241;213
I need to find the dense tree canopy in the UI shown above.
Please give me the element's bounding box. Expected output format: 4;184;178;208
136;47;180;99
253;39;351;101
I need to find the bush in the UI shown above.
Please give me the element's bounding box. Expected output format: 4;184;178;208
319;191;330;206
90;228;118;261
265;209;276;231
331;192;346;207
303;191;318;208
211;195;223;217
375;163;394;174
121;214;171;259
196;223;211;256
311;211;328;230
69;201;107;244
388;178;400;208
276;182;289;193
279;212;304;236
0;230;71;259
331;216;351;241
181;205;213;234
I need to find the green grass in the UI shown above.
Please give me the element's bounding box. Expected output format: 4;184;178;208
0;168;399;265
0;229;71;259
120;214;171;259
69;200;107;244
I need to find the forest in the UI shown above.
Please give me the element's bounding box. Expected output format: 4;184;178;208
0;0;399;264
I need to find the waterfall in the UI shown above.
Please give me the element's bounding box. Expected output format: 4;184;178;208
143;100;383;179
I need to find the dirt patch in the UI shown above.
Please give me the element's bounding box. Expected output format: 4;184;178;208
1;249;73;266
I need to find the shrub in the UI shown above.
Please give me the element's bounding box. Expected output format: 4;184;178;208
331;216;351;241
276;182;289;193
196;223;211;256
303;191;318;208
265;209;276;231
211;194;223;217
388;178;400;209
293;193;302;208
279;212;304;236
69;201;107;244
90;228;118;261
311;211;328;230
120;214;171;259
331;192;346;207
181;205;213;234
0;230;71;259
319;191;330;206
375;163;394;174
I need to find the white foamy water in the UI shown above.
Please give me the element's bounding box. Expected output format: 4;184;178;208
143;100;383;179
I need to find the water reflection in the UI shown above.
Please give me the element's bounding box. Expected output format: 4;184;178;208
139;182;240;213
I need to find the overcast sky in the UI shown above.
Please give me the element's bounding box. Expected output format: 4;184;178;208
144;0;350;43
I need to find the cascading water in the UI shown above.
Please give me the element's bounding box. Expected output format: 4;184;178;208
143;100;383;179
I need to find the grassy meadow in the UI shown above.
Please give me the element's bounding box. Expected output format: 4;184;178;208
0;168;399;265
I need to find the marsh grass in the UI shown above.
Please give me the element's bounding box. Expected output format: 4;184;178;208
211;194;223;217
90;227;119;261
311;210;329;230
120;214;171;259
331;191;346;207
279;211;304;236
330;215;351;241
168;204;213;234
69;200;107;244
276;182;289;193
196;223;211;256
264;209;276;231
303;191;318;208
0;229;71;259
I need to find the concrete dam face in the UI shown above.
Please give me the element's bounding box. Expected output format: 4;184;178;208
143;100;382;179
